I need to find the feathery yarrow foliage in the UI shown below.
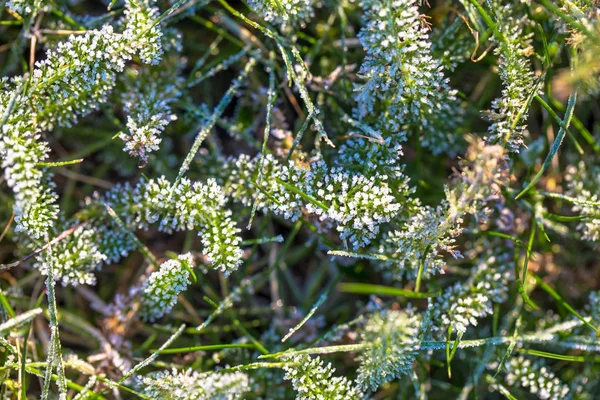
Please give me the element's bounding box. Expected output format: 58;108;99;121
32;224;107;286
140;253;194;321
355;0;463;155
504;356;571;399
138;368;251;399
118;61;182;164
282;354;364;399
223;154;403;249
356;309;420;391
247;0;314;30
485;6;537;152
432;250;511;335
376;138;508;279
565;161;600;242
102;176;243;274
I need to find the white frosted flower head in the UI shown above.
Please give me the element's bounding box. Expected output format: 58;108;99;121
101;176;244;274
120;115;168;162
225;154;304;221
123;0;164;64
0;21;154;238
224;154;402;250
119;62;183;164
377;138;508;279
484;7;536;152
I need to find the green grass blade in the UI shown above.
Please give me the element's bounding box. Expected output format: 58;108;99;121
516;91;578;200
532;273;598;333
337;282;440;298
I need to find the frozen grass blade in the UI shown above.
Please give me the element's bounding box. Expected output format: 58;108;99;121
173;56;258;188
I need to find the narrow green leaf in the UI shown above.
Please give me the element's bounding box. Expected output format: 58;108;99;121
532;273;598;333
517;348;600;362
516;91;577;200
155;343;256;354
337;282;440;298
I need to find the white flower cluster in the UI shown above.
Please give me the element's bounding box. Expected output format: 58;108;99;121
282;354;364;399
485;8;536;152
139;368;251;400
226;153;304;221
565;161;600;242
103;176;243;274
247;0;314;30
33;225;107;286
225;154;401;249
354;0;463;155
505;356;570;400
357;309;419;392
121;116;167;162
30;25;132;131
432;251;511;335
140;253;193;321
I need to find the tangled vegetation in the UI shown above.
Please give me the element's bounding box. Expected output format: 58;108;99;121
1;0;600;398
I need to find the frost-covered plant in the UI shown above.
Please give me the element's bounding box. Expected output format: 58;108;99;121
484;5;536;151
565;161;600;242
356;309;420;391
247;0;314;30
377;138;508;278
504;356;571;399
32;224;107;286
431;15;473;73
354;0;463;154
140;253;194;321
101;176;243;274
223;154;405;249
0;6;165;238
2;0;600;398
432;250;511;335
282;354;364;399
123;0;164;65
138;368;251;399
118;52;183;163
